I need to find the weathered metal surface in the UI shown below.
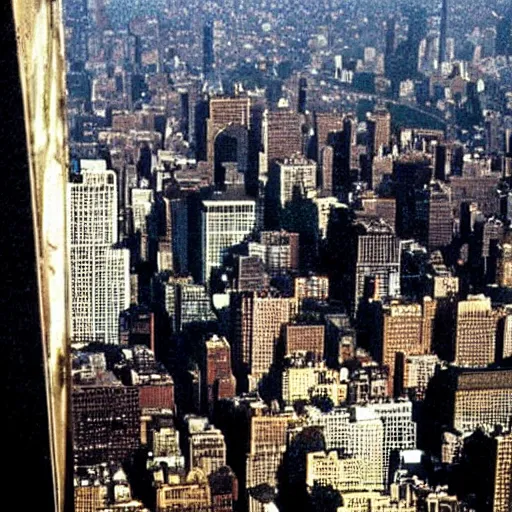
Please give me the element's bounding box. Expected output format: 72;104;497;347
11;1;70;511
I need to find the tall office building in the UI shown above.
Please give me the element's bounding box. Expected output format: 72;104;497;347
306;406;385;489
348;364;388;404
189;425;227;477
273;155;317;207
208;466;238;512
341;115;359;181
505;129;512;177
320;146;334;194
246;410;296;512
248;230;300;276
314;111;344;162
399;353;440;401
284;324;325;361
367;108;391;157
492;433;512;512
371;298;434;395
384;17;396;77
498;244;512;289
461;429;512;512
131;188;153;234
155;469;211;512
72;377;140;465
419;181;453;251
159;194;188;274
281;358;343;406
74;464;149;512
484;111;501;154
365;401;417;485
233;255;267;292
359;196;397;233
306;450;369;492
294;275;329;302
314;112;343;194
455;295;500;367
201;188;256;283
203;21;215;75
230;291;297;389
426;366;512;435
266;110;303;166
502;307;512;359
68;169;130;344
353;219;401;314
200;334;237;415
163;275;192;332
207;97;251;181
298;77;307;114
434;143;451;181
177;283;217;331
307;403;415;488
482;217;505;259
439;0;448;65
131;187;154;262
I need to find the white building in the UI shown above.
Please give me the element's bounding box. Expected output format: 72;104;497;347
189;426;226;477
306;450;368;491
306;406;384;489
131;188;153;234
201;188;256;283
68;169;130;344
313;196;345;240
275;155;317;207
363;401;417;485
354;218;401;313
306;401;416;487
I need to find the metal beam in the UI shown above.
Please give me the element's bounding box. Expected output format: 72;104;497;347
11;1;71;511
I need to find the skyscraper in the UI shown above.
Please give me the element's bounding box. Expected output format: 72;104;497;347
68;169;130;344
439;0;448;65
246;409;296;512
426;366;512;435
425;181;453;252
230;291;297;389
353;218;401;314
189;424;227;477
72;378;140;465
298;77;307;114
248;230;300;276
461;429;512;512
201;188;257;283
306;450;370;492
371;298;434;396
496;9;512;57
159;194;188;274
366;108;391;158
203;21;215;75
306;406;385;489
320;145;334;194
284;324;325;360
434;144;450;181
384;17;396;77
265;110;303;166
201;334;237;415
366;401;417;485
455;295;500;368
314;111;344;163
273;155;317;207
206;97;251;184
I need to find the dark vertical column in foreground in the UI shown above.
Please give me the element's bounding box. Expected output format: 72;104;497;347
0;2;54;510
